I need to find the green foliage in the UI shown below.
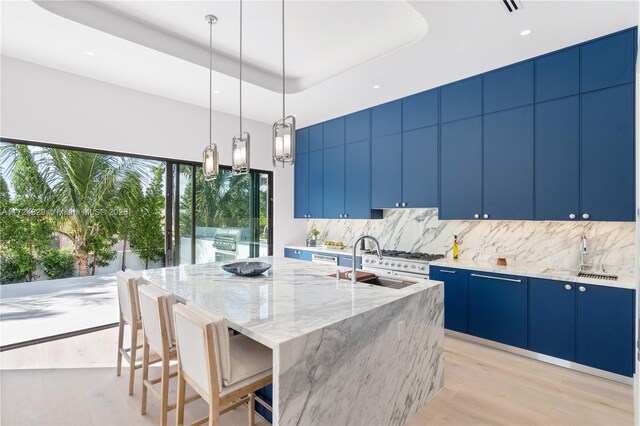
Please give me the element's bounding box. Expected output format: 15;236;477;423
129;166;165;269
41;249;75;280
0;249;33;284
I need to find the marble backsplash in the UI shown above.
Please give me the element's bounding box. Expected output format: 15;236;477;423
306;208;636;277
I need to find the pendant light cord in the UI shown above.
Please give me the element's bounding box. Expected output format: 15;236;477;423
209;17;213;148
239;0;243;134
282;0;285;119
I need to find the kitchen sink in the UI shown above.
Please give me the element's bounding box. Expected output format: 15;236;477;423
361;276;417;289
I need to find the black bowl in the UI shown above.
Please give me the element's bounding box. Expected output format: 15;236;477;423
221;261;272;277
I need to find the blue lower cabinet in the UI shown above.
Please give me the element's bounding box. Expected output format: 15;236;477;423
338;255;362;269
254;384;272;423
528;278;576;361
429;266;468;333
299;250;313;262
468;271;528;349
576;284;635;377
284;248;300;259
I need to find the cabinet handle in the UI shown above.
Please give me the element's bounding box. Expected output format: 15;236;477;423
483;213;489;219
344;214;348;218
470;273;522;283
395;202;400;207
339;214;343;218
401;202;407;207
582;213;590;219
578;286;587;292
564;284;572;291
569;213;576;219
474;214;480;219
440;269;457;274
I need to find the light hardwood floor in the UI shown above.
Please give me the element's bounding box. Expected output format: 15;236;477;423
0;328;633;425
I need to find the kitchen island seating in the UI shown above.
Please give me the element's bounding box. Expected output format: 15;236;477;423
116;270;143;395
175;302;272;426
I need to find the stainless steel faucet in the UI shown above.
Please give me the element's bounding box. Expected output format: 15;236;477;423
351;235;382;284
579;233;591;272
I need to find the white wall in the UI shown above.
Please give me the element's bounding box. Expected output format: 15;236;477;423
0;55;305;257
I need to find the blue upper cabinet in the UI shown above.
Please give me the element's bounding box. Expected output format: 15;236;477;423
297;127;310;154
323;145;345;219
483;106;534;220
372;133;402;208
402;126;438;208
346;139;378;219
294;150;310;218
581;29;636;92
581;84;634;221
371;100;402;138
535;96;580;221
323;117;345;149
483;61;534;114
440;76;482;123
402;89;438;131
439;117;482;220
308;150;323;218
535;47;579;102
309;124;323;152
345;110;370;143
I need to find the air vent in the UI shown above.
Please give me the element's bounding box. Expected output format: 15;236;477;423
501;0;523;13
577;272;618;281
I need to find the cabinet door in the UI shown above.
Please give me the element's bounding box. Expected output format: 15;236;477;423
468;272;528;349
371;133;402;208
345;110;370;144
535;47;579;102
483;61;534;113
371;100;402;138
440;76;482;123
535;96;580;221
284;248;300;259
296;127;310;154
345;140;372;219
309;124;324;152
529;278;576;361
338;255;362;269
294;152;309;218
581;84;635;221
299;250;314;262
308;150;324;219
402;126;438;208
581;29;636;92
429;267;468;333
323;145;345;219
483;106;534;220
402;89;438;131
254;385;272;423
324;117;345;149
577;285;634;377
439;117;483;220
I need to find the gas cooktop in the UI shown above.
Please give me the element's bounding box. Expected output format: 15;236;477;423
362;249;445;262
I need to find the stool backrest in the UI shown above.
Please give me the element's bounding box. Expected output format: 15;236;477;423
116;271;140;324
138;285;176;355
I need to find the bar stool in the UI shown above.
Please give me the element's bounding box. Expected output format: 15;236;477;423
173;302;272;426
116;270;143;395
138;285;198;426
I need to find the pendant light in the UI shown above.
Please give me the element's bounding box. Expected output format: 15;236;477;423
232;0;250;175
272;0;296;167
202;14;219;181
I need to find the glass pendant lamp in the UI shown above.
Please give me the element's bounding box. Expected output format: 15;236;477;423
202;14;219;181
232;0;250;175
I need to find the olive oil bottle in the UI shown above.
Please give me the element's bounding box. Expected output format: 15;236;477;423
453;235;459;260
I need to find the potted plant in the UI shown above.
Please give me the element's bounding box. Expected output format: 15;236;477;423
310;228;320;240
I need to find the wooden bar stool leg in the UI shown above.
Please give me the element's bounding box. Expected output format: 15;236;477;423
248;394;255;426
176;372;186;426
116;316;125;377
160;357;170;426
128;323;138;395
141;338;150;415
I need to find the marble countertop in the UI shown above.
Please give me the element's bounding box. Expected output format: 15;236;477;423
140;256;440;349
430;258;635;290
285;244;359;256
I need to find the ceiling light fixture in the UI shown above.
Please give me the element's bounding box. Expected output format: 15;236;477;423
520;29;531;36
202;14;219;181
272;0;296;168
373;85;380;89
232;0;249;175
213;90;221;94
85;51;95;56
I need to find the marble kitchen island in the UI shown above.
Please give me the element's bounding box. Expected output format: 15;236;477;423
141;256;444;426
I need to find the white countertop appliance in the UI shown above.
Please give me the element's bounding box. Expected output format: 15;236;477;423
361;249;445;279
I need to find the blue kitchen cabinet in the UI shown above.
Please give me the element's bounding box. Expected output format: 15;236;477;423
440;76;482;123
429;266;468;333
254;385;272;423
323;145;345;219
284;248;301;259
299;250;314;261
294;151;309;218
323;117;345;149
297;127;310;154
308;150;323;219
309;124;323;152
580;83;634;221
345;139;379;219
402;126;438;208
371;133;402;208
402;89;438;131
371;100;402;138
483;61;534;114
439;116;483;220
345;110;370;143
581;29;636;92
483;105;534;220
338;255;362;269
576;284;635;377
534;96;580;221
468;271;528;349
535;47;579;102
528;278;577;361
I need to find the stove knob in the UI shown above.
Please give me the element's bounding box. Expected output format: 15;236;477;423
411;265;416;269
403;264;409;268
390;263;395;267
418;266;425;271
384;262;389;266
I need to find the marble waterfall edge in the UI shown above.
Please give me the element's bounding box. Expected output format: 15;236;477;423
307;208;635;277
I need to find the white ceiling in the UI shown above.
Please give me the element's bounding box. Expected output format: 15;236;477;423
1;1;638;127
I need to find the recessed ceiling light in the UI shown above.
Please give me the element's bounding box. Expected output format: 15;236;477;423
373;85;380;89
213;90;221;94
520;29;531;36
85;51;95;56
